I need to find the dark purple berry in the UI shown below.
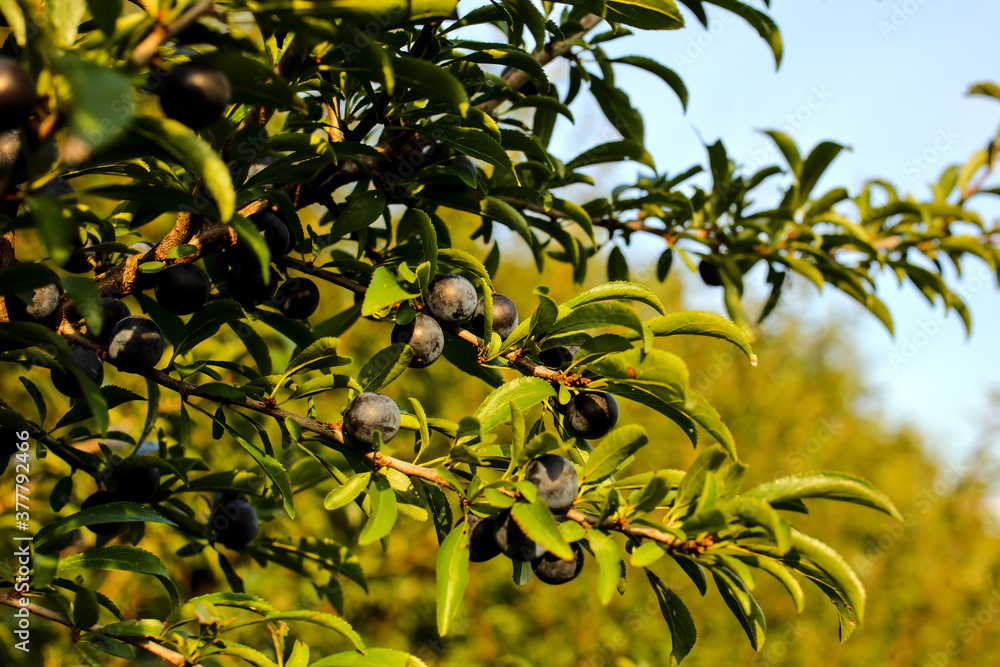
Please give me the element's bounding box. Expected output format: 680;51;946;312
493;509;545;561
108;316;164;372
425;274;476;324
343;392;401;446
208;498;259;549
158;62;232;129
532;541;584;585
50;345;104;399
698;260;722;287
81;491;122;535
525;455;579;513
154;264;211;315
471;293;519;340
274;277;320;319
0;57;37;129
390;313;444;368
564;392;619;440
467;514;502;563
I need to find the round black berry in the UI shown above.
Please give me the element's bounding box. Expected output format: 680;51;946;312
84;297;132;346
343;392;401;446
493;509;545;561
0;57;36;129
467;514;502;563
471;293;519;340
223;244;277;307
50;345;104;399
108;316;164;372
81;491;122;535
564;392;619;440
6;283;61;323
154;264;212;315
63;231;99;274
112;465;162;504
250;210;294;257
208;498;259;550
390;313;444;368
425;274;477;324
698;260;722;287
274;277;320;319
158;62;232;129
525;454;579;513
539;346;577;369
532;541;584;585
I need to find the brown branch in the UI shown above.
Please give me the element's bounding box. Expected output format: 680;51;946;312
132;0;217;66
0;593;200;667
279;257;365;294
144;369;456;492
476;14;604;115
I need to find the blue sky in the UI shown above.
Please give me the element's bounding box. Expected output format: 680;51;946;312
460;0;1000;463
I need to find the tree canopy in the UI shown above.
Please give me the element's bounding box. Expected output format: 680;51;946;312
0;1;998;665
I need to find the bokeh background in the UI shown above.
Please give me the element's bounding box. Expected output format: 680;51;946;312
3;1;1000;665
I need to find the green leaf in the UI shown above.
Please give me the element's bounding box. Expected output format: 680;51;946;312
744;472;902;520
52;54;132;157
631;541;667;568
480;196;533;247
329;190;387;241
511;498;573;560
311;648;430;667
130;117;235;222
968;81;1000;102
431;125;519;182
713;568;766;651
395;56;469;115
473;377;555;434
235;611;364;652
324;473;372;511
613;56;688;110
362;267;418;317
85;0;119;35
358;343;414;392
566;139;655;170
563;280;665;314
359;473;397;545
580;424;648;484
73;587;100;630
590;76;645;142
53;386;145;431
100;618;166;638
628;311;756;364
647;571;698;665
0;262;60;297
436;523;471;636
797;141;847;205
705;0;782;67
589;0;685;30
282;337;347;377
761;130;802;176
58;546;180;607
751;531;865;640
735;555;805;613
588;529;623;605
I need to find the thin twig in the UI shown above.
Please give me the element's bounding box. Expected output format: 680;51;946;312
0;593;200;667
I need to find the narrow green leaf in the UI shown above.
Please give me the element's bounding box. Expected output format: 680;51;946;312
359;473;397;545
436;523;471;636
